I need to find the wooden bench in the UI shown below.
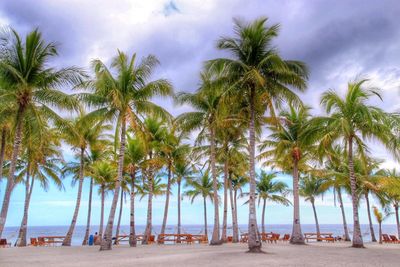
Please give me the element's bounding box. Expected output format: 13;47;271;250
304;233;334;242
38;236;65;246
157;234;195;244
261;233;280;243
0;239;11;248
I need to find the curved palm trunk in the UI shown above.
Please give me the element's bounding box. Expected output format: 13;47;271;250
248;87;261;252
395;204;400;238
229;180;238;243
311;199;320;239
177;179;182;236
0;127;6;181
16;166;34;247
82;177;94;245
99;186;105;240
203;196;208;237
62;147;85;246
348;136;364;248
290;159;305;244
365;192;377;242
209;126;220;245
129;170;137;247
100;119;126;251
0;109;24;237
337;187;351;241
378;222;382;244
143;172;154;245
221;159;228;242
160;163;172;235
261;198;266;234
114;189;124;245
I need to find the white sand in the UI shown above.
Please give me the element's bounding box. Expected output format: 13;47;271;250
1;242;399;267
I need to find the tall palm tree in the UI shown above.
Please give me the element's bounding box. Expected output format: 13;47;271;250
61;114;109;246
259;105;320;244
209;17;308;252
0;27;84;236
319;79;393;248
82;51;172;250
184;170;218;238
124;136;146;247
176;68;227;245
299;174;325;238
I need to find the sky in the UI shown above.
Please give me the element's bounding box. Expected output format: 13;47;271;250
1;0;400;228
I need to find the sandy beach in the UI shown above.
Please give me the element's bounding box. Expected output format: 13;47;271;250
1;242;399;267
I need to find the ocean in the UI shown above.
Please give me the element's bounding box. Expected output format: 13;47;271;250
3;224;398;246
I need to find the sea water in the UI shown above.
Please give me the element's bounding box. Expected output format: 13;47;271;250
3;224;398;246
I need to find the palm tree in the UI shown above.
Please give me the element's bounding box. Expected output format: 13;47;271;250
230;168;249;242
299;174;325;238
176;68;227;245
259;105;320;244
319;79;393;248
184;170;218;238
61;113;109;246
124;136;146;247
209;17;308;252
0;27;84;236
256;171;290;234
114;176;129;245
82;51;172;250
372;206;391;244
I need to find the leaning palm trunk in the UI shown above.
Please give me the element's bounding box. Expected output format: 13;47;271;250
0;127;6;182
99;186;105;239
143;174;154;245
348;136;364;248
114;189;124;245
62;147;85;246
82;177;94;245
0;110;24;236
229;181;238;243
395;204;400;238
16;167;34;247
209;125;220;245
248;87;261;252
290;158;305;244
311;199;321;239
203;197;208;237
261;198;266;234
177;179;182;237
129;170;137;247
221;159;228;242
100;119;126;251
160;163;172;236
365;192;377;242
337;187;351;241
378;222;382;244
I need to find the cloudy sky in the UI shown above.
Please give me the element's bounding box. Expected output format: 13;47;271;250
1;0;400;230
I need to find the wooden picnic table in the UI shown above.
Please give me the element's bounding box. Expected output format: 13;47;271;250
240;233;248;243
261;232;280;243
304;233;334;242
114;234;155;244
38;236;65;246
157;234;207;244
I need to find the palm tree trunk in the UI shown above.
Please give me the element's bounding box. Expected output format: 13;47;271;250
365;192;377;242
16;165;34;247
395;204;400;238
290;158;305;244
177;179;181;236
0;108;24;237
229;180;238;243
248;86;261;252
203;196;208;237
99;186;105;240
0;127;6;181
62;146;85;246
100;118;126;251
378;222;382;244
160;162;172;235
221;158;228;242
209;125;220;245
234;189;239;242
261;198;266;234
82;177;93;245
143;174;153;245
348;136;364;248
129;170;136;247
337;187;351;241
114;188;124;245
311;199;321;239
